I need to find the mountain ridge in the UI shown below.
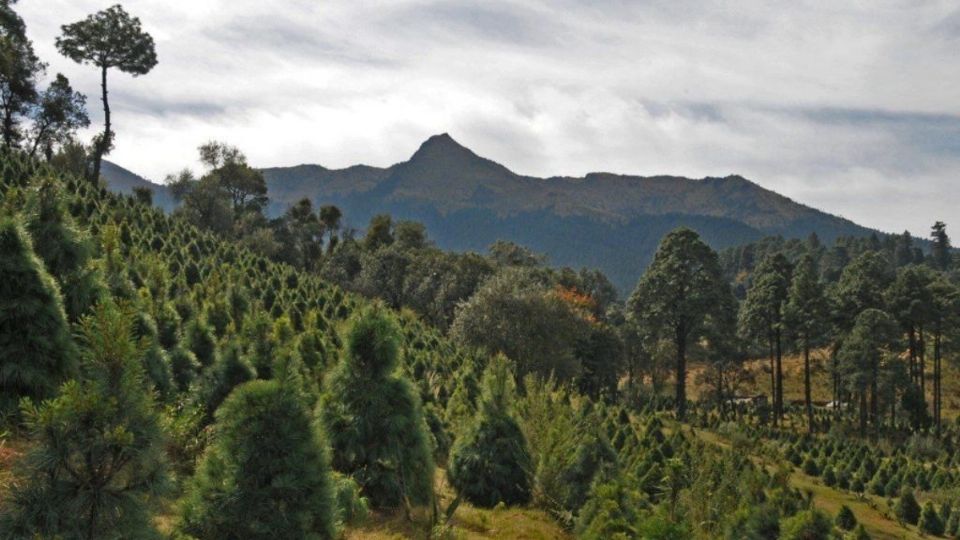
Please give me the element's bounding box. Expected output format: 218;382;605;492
102;133;882;291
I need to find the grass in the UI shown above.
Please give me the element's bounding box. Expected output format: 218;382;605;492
343;467;570;540
341;469;569;540
686;425;928;540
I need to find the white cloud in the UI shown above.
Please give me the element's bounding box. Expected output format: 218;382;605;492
17;0;960;236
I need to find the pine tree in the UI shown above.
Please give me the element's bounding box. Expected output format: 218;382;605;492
24;178;105;321
319;308;435;508
919;501;944;535
0;215;77;412
178;380;336;539
195;341;255;420
895;489;921;525
779;509;833;540
835;504;856;530
739;253;792;424
784;254;828;432
0;302;168;539
628;228;730;420
448;354;533;508
930;221;951;271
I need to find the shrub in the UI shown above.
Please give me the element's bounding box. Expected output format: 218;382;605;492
779;509;833;540
332;473;369;527
575;478;646;540
448;354;533;508
0;302;168;538
835;505;856;530
850;523;871;540
178;380;336;539
0;216;77;413
919;501;944;536
320;309;435;508
895;489;921;525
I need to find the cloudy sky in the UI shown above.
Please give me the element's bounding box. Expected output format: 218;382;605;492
19;0;960;236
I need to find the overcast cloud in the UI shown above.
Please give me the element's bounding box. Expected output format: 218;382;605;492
18;0;960;236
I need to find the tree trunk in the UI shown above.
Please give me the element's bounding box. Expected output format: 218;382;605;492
716;363;726;421
859;391;867;438
28;121;51;159
804;344;813;433
675;325;687;421
918;326;926;403
908;326;917;385
91;64;111;183
775;328;784;423
870;354;879;438
769;337;776;426
934;330;942;434
1;103;15;149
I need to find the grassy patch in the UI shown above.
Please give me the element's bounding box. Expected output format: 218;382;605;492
686;425;926;540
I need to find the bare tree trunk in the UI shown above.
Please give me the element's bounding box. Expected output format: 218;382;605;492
870;355;879;438
919;326;926;404
804;345;813;433
769;337;776;426
675;325;687;421
934;330;942;434
91;64;111;183
775;328;784;424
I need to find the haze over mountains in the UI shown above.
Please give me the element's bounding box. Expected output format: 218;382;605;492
102;133;879;291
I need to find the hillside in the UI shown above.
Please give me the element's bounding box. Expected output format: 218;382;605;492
102;134;881;292
100;161;177;212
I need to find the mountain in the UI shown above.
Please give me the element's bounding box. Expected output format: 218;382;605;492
259;133;878;291
101;161;177;212
102;134;880;291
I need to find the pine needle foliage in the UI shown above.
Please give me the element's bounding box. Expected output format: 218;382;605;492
449;354;533;508
0;214;77;412
320;308;435;509
178;379;337;540
0;301;168;539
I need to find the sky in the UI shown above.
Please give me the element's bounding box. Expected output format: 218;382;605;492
18;0;960;236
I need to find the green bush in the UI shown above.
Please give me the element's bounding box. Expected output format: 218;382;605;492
0;215;77;413
835;504;856;530
320;309;435;508
178;380;336;539
332;472;369;527
779;509;833;540
575;478;646;540
449;354;533;508
919;501;944;536
895;489;920;525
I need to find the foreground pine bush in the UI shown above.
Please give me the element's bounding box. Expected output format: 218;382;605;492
319;308;435;509
0;302;168;539
178;380;336;539
449;354;533;507
0;215;77;413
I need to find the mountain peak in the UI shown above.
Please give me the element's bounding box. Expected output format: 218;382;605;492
411;132;471;158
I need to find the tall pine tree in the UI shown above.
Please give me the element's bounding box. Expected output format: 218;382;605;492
319;308;435;509
784;254;828;432
628;228;729;420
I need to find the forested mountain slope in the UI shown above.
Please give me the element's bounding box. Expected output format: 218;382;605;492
103;133;881;291
0;151;873;540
